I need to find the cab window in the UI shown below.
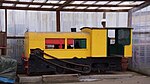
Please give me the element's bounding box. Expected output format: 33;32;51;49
118;29;130;45
67;38;86;49
45;38;65;49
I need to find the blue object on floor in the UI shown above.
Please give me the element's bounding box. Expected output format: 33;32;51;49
0;77;15;84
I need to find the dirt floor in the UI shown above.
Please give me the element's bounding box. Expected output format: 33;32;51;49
17;71;150;84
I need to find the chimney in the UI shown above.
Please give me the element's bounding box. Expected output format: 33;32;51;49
101;12;106;28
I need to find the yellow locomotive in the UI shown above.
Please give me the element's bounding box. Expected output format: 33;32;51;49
24;27;132;75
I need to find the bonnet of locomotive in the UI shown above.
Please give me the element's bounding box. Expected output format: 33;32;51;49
24;31;91;60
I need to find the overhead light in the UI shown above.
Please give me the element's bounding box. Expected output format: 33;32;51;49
95;1;109;5
33;0;46;3
107;1;121;5
119;1;134;5
16;4;28;7
83;1;96;4
87;7;98;9
99;7;111;10
119;1;144;5
42;5;53;8
59;1;66;4
29;5;41;8
111;7;132;10
99;7;132;10
64;6;75;9
5;0;17;1
53;6;59;8
19;0;32;2
132;1;145;5
76;7;87;9
2;3;14;6
71;1;84;4
47;0;59;3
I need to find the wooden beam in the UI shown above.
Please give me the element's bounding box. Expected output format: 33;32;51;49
39;0;48;8
0;0;4;6
56;11;60;32
128;11;132;27
13;0;19;7
57;0;72;10
0;6;129;12
5;9;7;33
2;9;7;55
129;1;150;12
61;9;129;12
67;4;138;7
0;6;56;11
27;0;34;8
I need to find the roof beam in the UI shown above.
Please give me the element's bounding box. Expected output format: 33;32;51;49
0;0;4;6
0;6;128;12
129;1;150;12
61;9;129;12
0;6;56;11
57;0;72;10
39;0;48;8
67;4;138;7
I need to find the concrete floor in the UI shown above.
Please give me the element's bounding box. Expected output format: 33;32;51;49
17;71;150;84
57;71;150;84
60;76;150;84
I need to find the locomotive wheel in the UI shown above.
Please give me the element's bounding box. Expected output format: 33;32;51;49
98;69;106;73
82;66;91;74
55;67;65;74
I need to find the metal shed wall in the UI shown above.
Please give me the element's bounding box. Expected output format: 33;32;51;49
130;6;150;72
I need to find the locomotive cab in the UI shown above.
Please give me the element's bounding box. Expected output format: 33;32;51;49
107;28;132;57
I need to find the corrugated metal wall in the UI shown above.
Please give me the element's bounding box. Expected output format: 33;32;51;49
0;10;5;32
0;9;128;63
130;6;150;72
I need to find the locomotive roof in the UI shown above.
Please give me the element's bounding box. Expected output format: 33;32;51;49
80;27;133;30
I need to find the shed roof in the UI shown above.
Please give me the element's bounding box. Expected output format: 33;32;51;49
0;0;148;12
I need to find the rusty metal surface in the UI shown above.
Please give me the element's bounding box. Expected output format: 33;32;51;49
0;32;6;47
0;32;6;55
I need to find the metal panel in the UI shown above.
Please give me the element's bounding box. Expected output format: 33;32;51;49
61;12;128;32
7;39;24;63
7;10;56;37
0;9;5;32
131;6;150;70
